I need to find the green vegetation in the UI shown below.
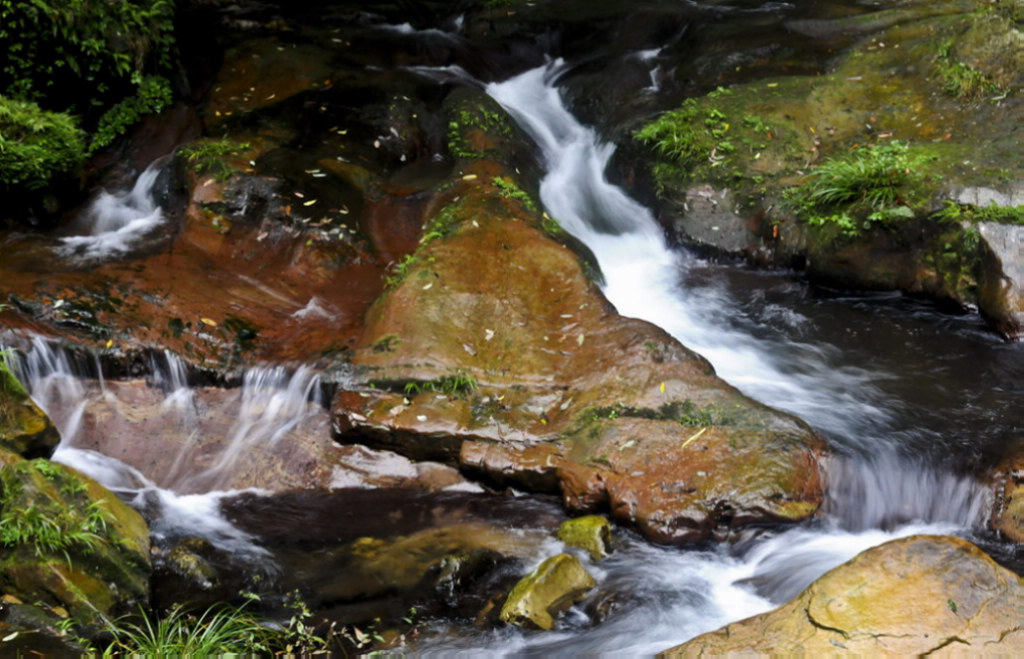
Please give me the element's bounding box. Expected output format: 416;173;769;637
0;461;112;566
103;593;334;656
584;400;721;427
0;97;85;191
371;334;401;353
446;102;514;160
493;176;538;212
935;41;1000;100
0;0;177;196
178;139;252;181
634;87;777;192
403;370;478;398
936;201;1024;226
784;141;924;237
385;196;467;288
89;76;172;153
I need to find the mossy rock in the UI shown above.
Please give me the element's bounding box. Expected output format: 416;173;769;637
557;515;612;561
499;553;596;630
0;452;151;631
0;360;60;458
663;535;1024;656
634;0;1023;333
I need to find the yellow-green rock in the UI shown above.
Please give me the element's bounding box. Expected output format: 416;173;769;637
661;535;1023;657
500;553;596;630
0;452;151;630
0;361;59;458
557;515;612;561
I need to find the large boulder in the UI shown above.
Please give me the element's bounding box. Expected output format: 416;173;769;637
334;169;824;543
662;535;1023;656
634;0;1024;338
0;451;151;632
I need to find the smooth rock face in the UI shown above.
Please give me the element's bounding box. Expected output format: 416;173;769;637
500;553;597;630
662;535;1024;657
977;222;1024;340
336;173;825;543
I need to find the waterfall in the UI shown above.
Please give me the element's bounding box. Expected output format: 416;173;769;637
409;60;998;653
5;338;324;559
57;163;167;261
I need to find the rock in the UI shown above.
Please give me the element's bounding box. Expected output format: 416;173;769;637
557;515;612;561
335;171;824;543
59;378;476;495
0;360;60;458
0;451;151;632
991;450;1023;543
500;553;597;630
977;222;1024;340
662;535;1023;657
635;0;1024;337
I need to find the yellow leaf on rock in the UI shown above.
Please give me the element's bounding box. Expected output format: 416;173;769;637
200;318;218;326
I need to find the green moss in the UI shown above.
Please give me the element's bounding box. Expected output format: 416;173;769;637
936;201;1024;225
635;86;793;196
401;370;477;398
582;399;724;427
0;97;85;191
493;176;537;212
446;101;514;160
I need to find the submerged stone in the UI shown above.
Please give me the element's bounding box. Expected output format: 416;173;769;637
557;515;612;561
662;535;1023;656
499;553;597;630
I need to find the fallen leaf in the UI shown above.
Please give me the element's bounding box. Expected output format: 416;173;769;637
200;317;218;326
303;199;317;206
681;427;707;449
659;382;666;394
105;339;114;349
576;333;585;346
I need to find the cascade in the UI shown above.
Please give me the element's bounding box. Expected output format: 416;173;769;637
57;163;167;261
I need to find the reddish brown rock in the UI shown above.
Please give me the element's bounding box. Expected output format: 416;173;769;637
990;448;1023;543
334;171;825;543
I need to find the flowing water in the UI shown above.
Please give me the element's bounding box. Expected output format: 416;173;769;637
3;2;1022;654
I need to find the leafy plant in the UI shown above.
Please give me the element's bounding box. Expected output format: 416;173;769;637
103;592;335;656
178;139;251;181
88;75;172;153
0;97;85;191
0;0;176;119
935;41;999;100
785;141;922;237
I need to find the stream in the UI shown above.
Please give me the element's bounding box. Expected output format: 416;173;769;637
2;0;1022;654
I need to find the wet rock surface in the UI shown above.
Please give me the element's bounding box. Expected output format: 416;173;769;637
0;451;151;631
499;553;596;630
662;535;1024;657
335;172;825;543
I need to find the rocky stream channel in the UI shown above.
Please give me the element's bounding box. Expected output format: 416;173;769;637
1;0;1022;655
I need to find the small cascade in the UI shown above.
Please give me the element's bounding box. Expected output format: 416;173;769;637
172;365;323;493
5;337;320;558
57;163;167;261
